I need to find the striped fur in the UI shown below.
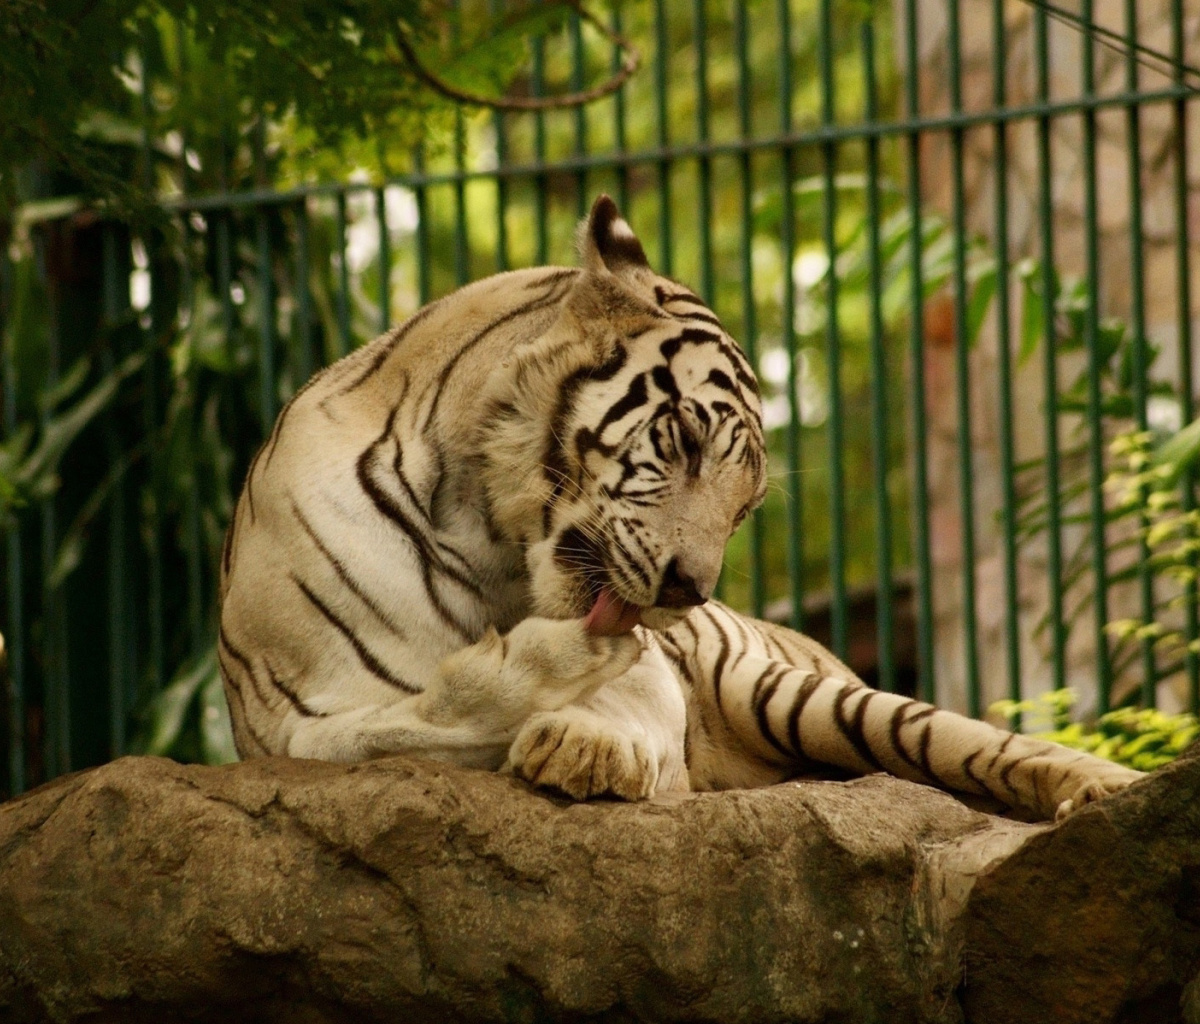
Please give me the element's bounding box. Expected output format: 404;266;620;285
219;196;1140;819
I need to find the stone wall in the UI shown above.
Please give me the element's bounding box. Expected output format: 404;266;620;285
903;0;1200;713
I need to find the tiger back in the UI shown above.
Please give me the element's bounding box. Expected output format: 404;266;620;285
219;195;1141;820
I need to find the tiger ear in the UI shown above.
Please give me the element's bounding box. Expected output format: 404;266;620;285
579;194;650;274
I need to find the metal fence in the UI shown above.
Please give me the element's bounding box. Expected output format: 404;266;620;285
2;0;1198;797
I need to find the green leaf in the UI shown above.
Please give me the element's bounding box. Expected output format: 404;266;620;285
1150;415;1200;482
143;649;217;758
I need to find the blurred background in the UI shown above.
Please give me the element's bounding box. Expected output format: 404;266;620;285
2;0;1199;795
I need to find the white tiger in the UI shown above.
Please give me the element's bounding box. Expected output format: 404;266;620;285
218;195;1140;820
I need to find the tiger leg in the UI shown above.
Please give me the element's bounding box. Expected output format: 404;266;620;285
506;635;689;801
287;616;640;764
707;653;1142;820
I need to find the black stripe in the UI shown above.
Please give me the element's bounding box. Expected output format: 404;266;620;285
993;734;1023;803
752;664;791;757
785;672;824;760
262;655;327;718
834;686;886;772
218;627;274;711
963;750;1001;802
701;605;733;713
290;497;408;638
887;703;937;782
425;270;579;426
292;574;422;694
356;403;478;637
325;301;441;406
215;645;272;757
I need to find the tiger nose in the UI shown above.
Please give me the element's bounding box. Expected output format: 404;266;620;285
655;557;711;609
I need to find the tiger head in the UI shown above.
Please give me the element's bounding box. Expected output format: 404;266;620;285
479;196;767;633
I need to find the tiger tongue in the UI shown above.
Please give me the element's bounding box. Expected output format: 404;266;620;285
583;588;643;636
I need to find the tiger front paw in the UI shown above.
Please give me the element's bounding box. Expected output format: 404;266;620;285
1054;763;1144;821
506;617;642;713
508;707;658;801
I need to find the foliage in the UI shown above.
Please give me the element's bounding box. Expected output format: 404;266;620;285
0;0;578;215
992;688;1199;772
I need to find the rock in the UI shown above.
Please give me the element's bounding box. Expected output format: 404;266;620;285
0;750;1195;1023
963;744;1200;1024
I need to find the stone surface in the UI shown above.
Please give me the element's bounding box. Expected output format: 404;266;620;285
0;749;1196;1023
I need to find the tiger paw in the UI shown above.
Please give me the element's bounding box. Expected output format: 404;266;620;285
504;617;642;714
1053;764;1144;821
508;707;658;801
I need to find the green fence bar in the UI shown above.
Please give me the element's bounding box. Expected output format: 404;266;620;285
571;10;588;220
216;213;235;346
1079;0;1113;714
991;0;1021;715
735;0;765;618
778;0;803;632
691;0;714;306
653;0;672;275
256;208;277;430
454;113;470;288
533;28;549;267
100;225;129;756
906;0;935;702
1034;0;1066;694
1124;0;1157;706
413;146;431;307
334;192;352;356
819;0;849;659
862;21;894;692
294;201;315;382
1171;0;1199;708
610;5;630;214
2;255;24;793
947;0;980;715
377;188;391;333
40;271;67;775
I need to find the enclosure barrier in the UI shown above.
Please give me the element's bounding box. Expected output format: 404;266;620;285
2;0;1198;796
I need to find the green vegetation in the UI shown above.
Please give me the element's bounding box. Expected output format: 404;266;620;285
993;689;1198;772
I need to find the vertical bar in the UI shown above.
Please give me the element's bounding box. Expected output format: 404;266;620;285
819;0;849;659
101;227;129;755
862;22;894;692
1079;0;1112;713
654;0;672;275
377;188;392;333
734;0;765;618
215;212;234;337
485;0;507;275
571;9;588;219
334;191;351;355
178;64;204;661
2;252;25;793
948;0;980;715
611;5;630;214
692;0;713;305
488;0;510;275
453;118;469;286
778;0;803;632
294;201;315;379
39;241;68;775
991;0;1021;716
140;32;164;702
1124;0;1156;706
1034;0;1066;695
413;147;431;305
533;23;549;266
255;208;276;429
1171;0;1199;712
906;0;936;703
